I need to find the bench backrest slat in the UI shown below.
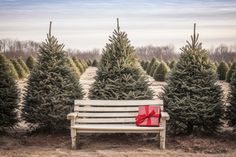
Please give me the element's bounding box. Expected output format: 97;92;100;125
74;100;163;125
75;100;163;106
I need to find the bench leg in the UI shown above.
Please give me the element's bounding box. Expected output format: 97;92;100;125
71;129;77;150
160;130;166;149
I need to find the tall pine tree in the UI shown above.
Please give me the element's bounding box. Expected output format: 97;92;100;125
0;54;19;129
161;24;224;134
89;19;153;100
22;22;84;131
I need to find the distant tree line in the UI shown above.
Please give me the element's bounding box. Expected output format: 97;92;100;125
135;45;178;61
1;38;236;63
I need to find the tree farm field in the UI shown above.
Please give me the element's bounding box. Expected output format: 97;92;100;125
1;67;236;157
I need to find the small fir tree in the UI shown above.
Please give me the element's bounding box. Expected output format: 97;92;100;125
92;60;98;67
89;18;153;100
5;57;19;80
11;59;27;79
217;62;229;80
226;62;236;83
26;55;37;71
143;61;149;71
22;22;84;131
17;58;30;74
169;60;176;69
161;24;224;134
87;60;92;66
227;71;236;130
67;57;81;78
153;61;169;81
147;58;156;75
150;61;160;77
0;54;19;129
72;57;85;73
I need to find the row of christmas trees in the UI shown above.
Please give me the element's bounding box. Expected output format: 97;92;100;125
1;20;236;135
140;57;236;83
3;55;98;81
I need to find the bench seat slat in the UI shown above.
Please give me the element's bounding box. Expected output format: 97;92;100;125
72;124;164;132
75;100;163;106
75;118;135;123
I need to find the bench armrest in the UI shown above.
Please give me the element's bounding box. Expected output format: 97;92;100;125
161;112;170;121
67;112;78;120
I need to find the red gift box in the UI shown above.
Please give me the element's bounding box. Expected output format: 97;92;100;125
135;105;161;127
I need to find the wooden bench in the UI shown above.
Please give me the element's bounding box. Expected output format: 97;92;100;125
67;100;169;149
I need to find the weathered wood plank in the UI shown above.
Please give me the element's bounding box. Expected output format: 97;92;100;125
75;100;163;106
75;117;135;123
76;112;137;118
72;124;164;131
74;106;164;112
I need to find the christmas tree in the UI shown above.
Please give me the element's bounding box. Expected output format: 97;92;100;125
143;61;149;71
72;56;84;73
153;61;169;81
169;60;176;69
11;59;27;79
149;60;160;77
226;62;236;83
22;22;84;131
147;58;156;75
67;57;81;78
227;71;236;130
217;61;229;80
17;58;30;74
26;55;37;71
161;24;224;134
92;59;98;67
89;19;153;100
5;57;19;80
0;54;19;129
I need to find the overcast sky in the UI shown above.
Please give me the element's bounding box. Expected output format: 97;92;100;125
0;0;235;51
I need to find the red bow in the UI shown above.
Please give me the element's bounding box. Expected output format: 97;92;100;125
136;106;160;126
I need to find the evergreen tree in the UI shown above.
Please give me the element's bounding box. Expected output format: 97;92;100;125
22;22;84;131
67;57;81;78
92;59;98;67
209;60;217;72
11;59;27;79
161;24;224;134
89;19;153;100
0;54;19;129
227;71;236;130
17;58;30;74
5;57;19;80
147;58;156;75
217;61;229;80
140;60;145;68
153;61;169;81
227;62;232;68
169;60;176;69
143;61;149;71
26;55;37;71
150;61;160;77
72;57;85;73
226;62;236;83
87;60;92;66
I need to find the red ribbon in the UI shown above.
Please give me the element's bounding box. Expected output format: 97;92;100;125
136;106;160;126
